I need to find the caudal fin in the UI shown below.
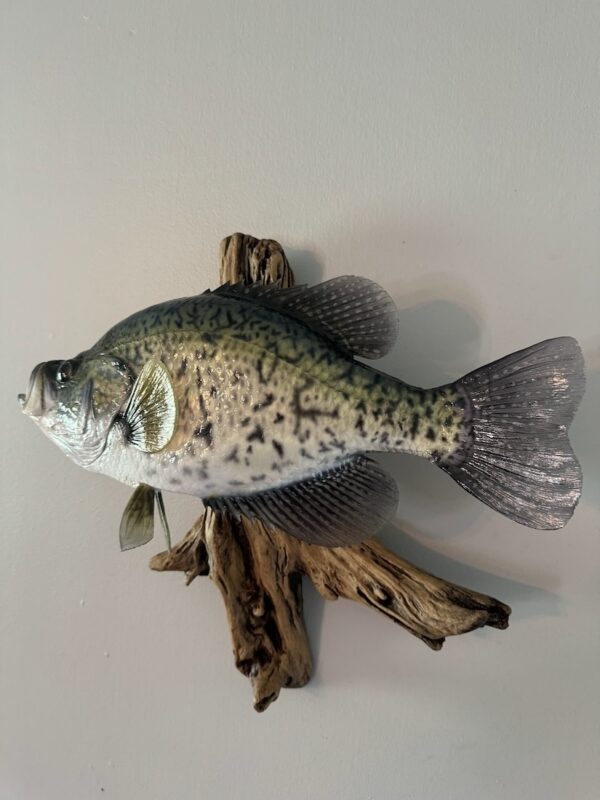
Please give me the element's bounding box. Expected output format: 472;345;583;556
438;337;585;529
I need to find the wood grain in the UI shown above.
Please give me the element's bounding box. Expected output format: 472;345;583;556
150;232;511;712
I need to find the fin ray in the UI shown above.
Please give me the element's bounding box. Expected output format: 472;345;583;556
213;276;398;359
119;484;155;551
205;455;399;547
123;360;177;453
438;337;584;529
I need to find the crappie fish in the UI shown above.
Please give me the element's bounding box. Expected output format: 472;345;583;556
19;277;585;548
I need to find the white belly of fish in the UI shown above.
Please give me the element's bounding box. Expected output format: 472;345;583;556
89;421;352;498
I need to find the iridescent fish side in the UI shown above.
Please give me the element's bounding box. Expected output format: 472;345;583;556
19;276;585;548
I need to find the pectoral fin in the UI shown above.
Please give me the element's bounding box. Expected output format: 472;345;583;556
205;455;399;547
119;484;155;551
123;360;177;453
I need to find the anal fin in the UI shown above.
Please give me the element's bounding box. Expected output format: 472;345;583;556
205;455;399;547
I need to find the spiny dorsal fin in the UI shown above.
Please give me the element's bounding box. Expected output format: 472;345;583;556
205;455;399;547
119;484;155;551
213;276;398;359
123;360;177;453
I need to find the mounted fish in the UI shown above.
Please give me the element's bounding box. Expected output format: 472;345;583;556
19;275;585;548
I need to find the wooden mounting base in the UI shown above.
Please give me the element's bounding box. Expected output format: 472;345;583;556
149;233;511;712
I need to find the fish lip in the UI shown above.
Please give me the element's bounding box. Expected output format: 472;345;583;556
20;362;46;417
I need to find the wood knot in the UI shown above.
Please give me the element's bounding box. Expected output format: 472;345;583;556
251;600;266;617
372;584;390;604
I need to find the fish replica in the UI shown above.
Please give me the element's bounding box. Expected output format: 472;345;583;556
19;277;584;549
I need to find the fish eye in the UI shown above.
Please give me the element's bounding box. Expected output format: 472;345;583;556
56;360;73;384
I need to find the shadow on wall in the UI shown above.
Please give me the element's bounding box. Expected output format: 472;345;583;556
290;225;489;543
288;222;596;672
284;248;325;286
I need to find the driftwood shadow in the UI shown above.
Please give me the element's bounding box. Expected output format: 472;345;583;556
154;232;584;710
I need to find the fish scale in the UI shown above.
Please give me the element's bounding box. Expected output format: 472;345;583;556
89;294;464;497
20;275;584;548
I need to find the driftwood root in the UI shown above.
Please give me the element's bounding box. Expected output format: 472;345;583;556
149;231;511;712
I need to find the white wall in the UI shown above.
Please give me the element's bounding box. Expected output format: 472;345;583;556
2;2;599;799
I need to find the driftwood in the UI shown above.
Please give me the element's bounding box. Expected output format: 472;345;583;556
150;232;511;712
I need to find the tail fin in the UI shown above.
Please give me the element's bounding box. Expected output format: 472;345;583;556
438;337;585;529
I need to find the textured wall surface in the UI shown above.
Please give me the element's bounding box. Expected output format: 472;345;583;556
1;2;599;799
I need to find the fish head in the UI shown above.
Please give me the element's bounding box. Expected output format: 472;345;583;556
19;352;134;466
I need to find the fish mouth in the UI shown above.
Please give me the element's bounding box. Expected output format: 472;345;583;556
19;362;50;417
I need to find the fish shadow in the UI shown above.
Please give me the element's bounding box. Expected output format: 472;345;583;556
294;247;579;675
285;247;325;285
374;293;489;539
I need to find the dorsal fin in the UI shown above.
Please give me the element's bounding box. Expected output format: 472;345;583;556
213;276;398;359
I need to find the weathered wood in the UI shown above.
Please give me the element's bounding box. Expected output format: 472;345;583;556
149;232;511;711
220;232;294;288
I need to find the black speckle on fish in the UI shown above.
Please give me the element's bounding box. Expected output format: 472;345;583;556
247;425;264;443
193;422;213;446
410;413;420;439
253;393;274;411
224;445;239;463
